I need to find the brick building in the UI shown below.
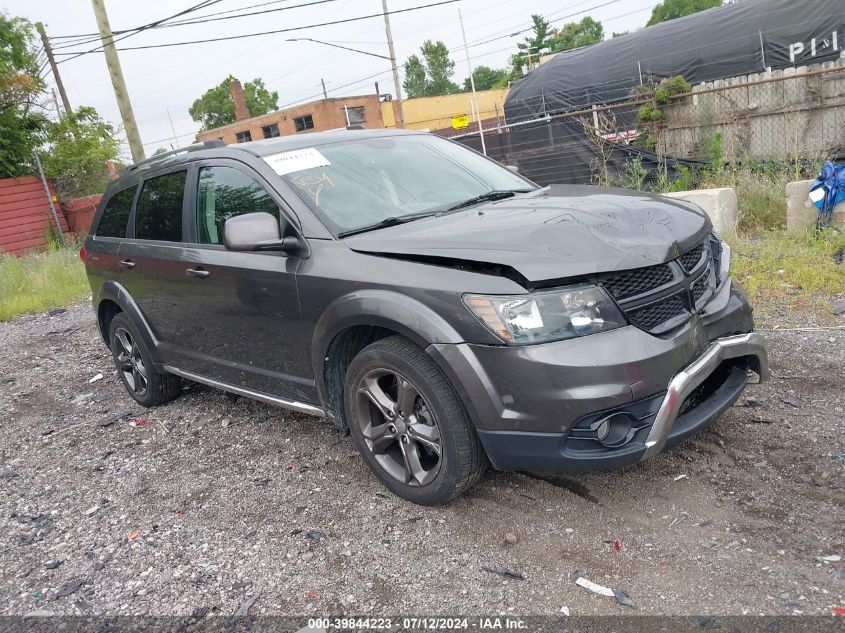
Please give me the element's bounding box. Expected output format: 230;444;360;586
196;78;391;145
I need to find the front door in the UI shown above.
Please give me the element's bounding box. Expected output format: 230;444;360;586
177;161;316;404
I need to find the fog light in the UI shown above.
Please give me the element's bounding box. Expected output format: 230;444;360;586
596;419;610;441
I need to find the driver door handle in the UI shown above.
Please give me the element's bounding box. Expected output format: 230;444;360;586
186;267;210;279
119;259;135;269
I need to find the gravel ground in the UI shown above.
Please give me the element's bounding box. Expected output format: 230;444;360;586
0;303;843;618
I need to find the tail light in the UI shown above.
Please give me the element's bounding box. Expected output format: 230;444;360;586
79;245;88;263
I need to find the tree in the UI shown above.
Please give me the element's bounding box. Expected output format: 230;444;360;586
189;76;278;129
0;13;47;178
40;106;120;198
402;40;459;98
510;14;554;78
462;66;509;92
646;0;722;26
549;17;604;53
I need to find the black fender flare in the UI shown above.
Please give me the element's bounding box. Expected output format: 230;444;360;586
96;280;163;367
311;289;465;413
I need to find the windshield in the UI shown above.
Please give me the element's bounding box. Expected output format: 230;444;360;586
268;134;536;235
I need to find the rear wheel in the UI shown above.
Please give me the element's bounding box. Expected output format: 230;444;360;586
344;336;486;505
109;313;181;408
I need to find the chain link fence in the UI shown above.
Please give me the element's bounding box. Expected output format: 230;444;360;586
450;58;845;187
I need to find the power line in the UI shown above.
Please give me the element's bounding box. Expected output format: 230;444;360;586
49;0;344;50
50;0;300;39
55;0;225;64
154;0;343;28
54;0;462;59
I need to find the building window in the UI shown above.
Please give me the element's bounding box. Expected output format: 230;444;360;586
345;106;366;126
294;114;314;133
262;123;280;138
235;130;252;143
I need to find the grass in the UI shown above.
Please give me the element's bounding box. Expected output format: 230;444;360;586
0;246;90;321
728;230;845;321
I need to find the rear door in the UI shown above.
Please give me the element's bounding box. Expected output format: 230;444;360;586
178;160;315;403
118;168;190;367
85;185;137;293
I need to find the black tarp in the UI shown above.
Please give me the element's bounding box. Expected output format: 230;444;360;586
505;0;845;121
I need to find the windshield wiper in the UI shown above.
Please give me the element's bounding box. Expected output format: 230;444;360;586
445;189;533;212
337;211;441;238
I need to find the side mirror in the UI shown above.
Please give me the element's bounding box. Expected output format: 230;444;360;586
506;165;519;173
223;212;299;254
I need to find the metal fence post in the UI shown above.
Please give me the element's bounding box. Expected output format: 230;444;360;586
33;151;66;247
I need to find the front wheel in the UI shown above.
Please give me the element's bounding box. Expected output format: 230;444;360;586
344;336;486;505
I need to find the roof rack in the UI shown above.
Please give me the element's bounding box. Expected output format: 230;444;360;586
123;139;226;174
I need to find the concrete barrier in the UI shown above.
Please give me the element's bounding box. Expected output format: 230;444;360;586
786;179;845;234
662;187;738;233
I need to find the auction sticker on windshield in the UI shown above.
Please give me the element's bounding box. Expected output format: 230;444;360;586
264;147;330;175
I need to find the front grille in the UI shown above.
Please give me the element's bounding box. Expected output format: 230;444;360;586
691;265;711;303
678;244;705;272
627;295;687;330
602;264;674;300
596;235;721;334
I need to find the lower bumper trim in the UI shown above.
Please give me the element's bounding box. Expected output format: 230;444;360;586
640;331;768;460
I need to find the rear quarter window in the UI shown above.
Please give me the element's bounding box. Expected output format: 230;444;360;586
95;186;136;237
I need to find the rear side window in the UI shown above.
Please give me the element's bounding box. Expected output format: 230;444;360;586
135;171;187;242
196;166;281;245
96;186;135;237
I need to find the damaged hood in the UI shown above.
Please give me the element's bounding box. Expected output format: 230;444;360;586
343;185;712;282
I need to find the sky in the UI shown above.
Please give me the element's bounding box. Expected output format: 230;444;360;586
4;0;657;159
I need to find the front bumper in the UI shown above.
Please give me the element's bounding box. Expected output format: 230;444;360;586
428;281;770;472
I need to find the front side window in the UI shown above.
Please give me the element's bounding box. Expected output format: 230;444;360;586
196;166;281;245
235;130;252;143
272;135;535;234
262;123;280;138
96;186;136;237
135;171;187;242
294;115;314;133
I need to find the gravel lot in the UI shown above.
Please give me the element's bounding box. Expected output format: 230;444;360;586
0;303;843;618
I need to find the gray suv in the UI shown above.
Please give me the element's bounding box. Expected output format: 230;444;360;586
83;129;769;505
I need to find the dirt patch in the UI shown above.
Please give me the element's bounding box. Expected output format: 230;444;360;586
0;304;842;616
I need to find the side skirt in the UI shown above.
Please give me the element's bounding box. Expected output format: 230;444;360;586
163;365;325;418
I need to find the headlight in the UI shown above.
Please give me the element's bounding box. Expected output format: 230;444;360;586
463;285;625;345
709;233;731;284
719;240;731;281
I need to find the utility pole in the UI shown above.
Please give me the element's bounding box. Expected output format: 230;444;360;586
166;108;179;148
459;9;486;155
381;0;404;128
35;23;71;116
321;78;328;99
90;0;145;162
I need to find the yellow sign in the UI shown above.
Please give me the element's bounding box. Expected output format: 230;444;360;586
452;114;469;129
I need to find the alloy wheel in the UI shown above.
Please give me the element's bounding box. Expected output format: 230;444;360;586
114;327;148;397
355;368;442;486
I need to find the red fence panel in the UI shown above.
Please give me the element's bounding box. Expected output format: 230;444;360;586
0;176;70;256
62;194;103;235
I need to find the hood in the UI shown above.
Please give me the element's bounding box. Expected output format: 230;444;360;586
343;185;712;284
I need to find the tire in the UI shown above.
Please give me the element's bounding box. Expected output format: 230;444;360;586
109;313;181;408
344;336;486;505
